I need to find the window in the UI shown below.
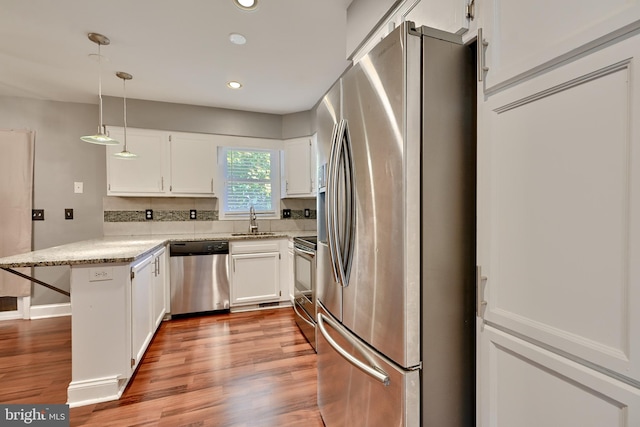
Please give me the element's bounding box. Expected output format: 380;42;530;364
219;147;280;219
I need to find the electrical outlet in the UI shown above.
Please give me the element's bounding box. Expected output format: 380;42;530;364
190;209;197;220
32;209;44;221
145;209;153;220
282;209;291;218
304;208;311;218
65;208;74;220
89;267;113;282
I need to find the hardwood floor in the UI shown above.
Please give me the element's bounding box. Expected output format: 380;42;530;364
0;308;324;426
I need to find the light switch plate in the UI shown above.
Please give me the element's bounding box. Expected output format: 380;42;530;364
65;208;73;220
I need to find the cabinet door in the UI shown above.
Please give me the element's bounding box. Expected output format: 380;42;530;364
288;243;295;301
231;252;280;305
131;256;153;370
477;24;640;427
282;137;313;197
479;0;640;92
479;324;640;427
477;36;640;383
106;127;168;195
169;132;217;196
152;247;166;329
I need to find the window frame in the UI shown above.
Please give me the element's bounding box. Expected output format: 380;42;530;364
218;146;281;220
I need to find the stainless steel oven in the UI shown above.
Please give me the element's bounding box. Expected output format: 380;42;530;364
292;236;317;350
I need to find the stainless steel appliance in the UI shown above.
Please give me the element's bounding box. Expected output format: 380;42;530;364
292;235;317;349
169;240;230;315
316;23;476;426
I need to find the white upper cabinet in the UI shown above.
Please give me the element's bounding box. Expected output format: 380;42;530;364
106;127;169;196
281;135;316;198
106;127;218;198
169;132;217;196
479;0;640;92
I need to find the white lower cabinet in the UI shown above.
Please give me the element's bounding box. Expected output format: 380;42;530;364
131;256;154;370
479;324;640;427
68;249;166;407
287;239;294;301
151;246;167;329
230;240;281;307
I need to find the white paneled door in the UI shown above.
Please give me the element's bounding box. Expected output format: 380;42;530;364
477;6;640;425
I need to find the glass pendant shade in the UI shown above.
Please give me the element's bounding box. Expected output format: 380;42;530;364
113;71;137;159
113;149;137;158
81;33;119;146
81;125;118;145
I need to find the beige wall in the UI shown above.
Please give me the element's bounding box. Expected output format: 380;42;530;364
103;96;313;140
347;0;400;58
103;96;285;138
0;96;106;305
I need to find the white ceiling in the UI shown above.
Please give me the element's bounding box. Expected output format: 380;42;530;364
0;0;353;115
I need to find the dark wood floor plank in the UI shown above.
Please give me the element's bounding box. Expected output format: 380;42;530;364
0;308;323;426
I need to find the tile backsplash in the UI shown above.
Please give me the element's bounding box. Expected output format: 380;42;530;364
103;196;317;236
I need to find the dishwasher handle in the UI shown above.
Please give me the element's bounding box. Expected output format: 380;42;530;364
170;240;229;256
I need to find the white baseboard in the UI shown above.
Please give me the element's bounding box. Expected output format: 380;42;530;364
67;376;125;408
0;310;23;321
230;300;292;313
29;302;71;319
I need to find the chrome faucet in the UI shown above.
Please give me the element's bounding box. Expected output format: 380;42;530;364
249;205;258;234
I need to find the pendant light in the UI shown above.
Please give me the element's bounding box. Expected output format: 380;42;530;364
81;33;119;145
113;72;137;159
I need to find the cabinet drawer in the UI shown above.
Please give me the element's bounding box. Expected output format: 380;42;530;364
231;240;280;254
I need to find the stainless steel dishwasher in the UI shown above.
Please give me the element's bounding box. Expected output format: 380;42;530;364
169;240;230;316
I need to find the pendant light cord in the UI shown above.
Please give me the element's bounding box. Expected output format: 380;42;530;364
122;77;128;150
97;43;104;132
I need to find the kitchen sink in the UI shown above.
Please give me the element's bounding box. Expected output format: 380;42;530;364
231;232;276;236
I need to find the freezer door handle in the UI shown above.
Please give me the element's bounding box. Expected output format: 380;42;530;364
317;313;390;386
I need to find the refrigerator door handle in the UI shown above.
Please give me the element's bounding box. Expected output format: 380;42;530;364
317;312;390;386
340;120;356;283
332;135;348;287
330;119;355;288
327;122;343;285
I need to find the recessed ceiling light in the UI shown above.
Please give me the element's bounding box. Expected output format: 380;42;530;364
227;81;242;89
234;0;258;11
229;33;247;45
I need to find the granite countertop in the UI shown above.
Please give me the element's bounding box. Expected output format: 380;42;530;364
0;231;316;268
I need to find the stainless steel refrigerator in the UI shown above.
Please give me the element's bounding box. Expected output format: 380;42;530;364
315;22;476;426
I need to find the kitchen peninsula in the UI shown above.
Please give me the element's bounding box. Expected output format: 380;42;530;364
0;232;303;408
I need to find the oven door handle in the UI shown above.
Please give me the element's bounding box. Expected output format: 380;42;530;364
294;245;316;258
293;302;316;328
